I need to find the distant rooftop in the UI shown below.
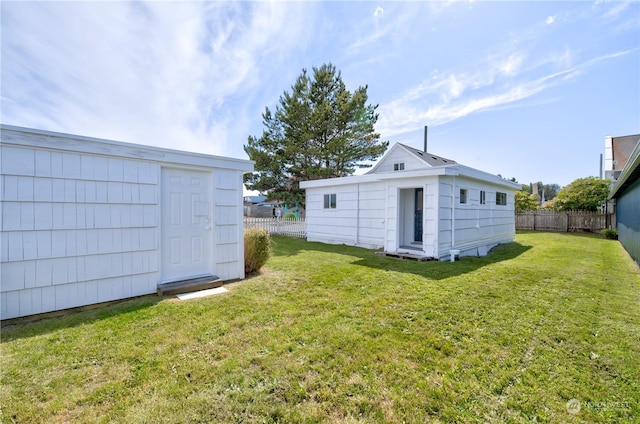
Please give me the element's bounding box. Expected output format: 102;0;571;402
244;195;267;204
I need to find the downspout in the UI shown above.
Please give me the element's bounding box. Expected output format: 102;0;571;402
451;175;456;249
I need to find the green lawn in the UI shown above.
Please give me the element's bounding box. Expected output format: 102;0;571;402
1;232;639;423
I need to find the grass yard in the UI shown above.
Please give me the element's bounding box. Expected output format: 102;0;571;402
1;232;639;423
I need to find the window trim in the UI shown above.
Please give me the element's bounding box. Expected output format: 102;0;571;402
323;193;337;209
460;188;468;204
496;191;507;206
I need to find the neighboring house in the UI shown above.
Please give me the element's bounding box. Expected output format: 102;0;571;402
244;195;267;205
244;196;304;219
300;143;520;260
604;134;640;182
244;196;283;218
0;125;253;320
608;135;640;266
243;195;271;217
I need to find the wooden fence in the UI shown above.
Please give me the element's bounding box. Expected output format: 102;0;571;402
516;210;613;232
244;217;306;238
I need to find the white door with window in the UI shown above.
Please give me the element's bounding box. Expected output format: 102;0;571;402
161;168;213;282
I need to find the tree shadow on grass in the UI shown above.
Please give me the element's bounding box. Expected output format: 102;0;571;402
271;236;532;281
1;294;163;342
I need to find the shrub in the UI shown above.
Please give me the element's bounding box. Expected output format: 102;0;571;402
515;190;539;212
284;213;297;219
552;177;610;211
602;228;618;240
244;228;271;274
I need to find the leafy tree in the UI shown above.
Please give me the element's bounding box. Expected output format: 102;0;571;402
542;197;559;210
244;63;388;206
515;190;539;212
549;177;610;211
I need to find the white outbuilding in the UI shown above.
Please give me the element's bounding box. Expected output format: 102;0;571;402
1;125;253;320
300;143;519;260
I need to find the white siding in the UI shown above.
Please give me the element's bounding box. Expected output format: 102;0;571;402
1;145;160;319
301;142;517;261
385;184;398;252
423;181;440;258
0;126;252;319
381;177;440;255
437;176;515;259
303;173;515;261
371;147;426;173
213;169;244;280
305;182;386;249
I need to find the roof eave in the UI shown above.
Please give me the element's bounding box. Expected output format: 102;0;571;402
0;124;255;172
300;166;456;189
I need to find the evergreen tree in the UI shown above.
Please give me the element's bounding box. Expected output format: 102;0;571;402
244;63;388;206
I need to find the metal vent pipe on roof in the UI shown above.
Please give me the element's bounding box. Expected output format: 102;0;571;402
424;125;428;153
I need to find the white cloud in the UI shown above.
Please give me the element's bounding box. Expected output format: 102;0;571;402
349;4;419;51
0;1;312;158
445;75;465;100
499;53;524;76
546;15;555;25
376;50;633;137
601;1;633;20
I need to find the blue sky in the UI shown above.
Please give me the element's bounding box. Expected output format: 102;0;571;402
2;1;639;190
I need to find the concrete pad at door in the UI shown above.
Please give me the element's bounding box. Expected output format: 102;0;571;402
176;286;228;300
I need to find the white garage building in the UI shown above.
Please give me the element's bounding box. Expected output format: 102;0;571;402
0;125;253;320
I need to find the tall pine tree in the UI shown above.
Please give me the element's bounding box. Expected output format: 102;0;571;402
244;63;388;206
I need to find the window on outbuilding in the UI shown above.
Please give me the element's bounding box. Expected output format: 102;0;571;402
460;188;468;204
393;162;405;171
323;193;337;209
496;192;507;205
480;190;486;205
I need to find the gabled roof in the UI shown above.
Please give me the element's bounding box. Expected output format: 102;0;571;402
399;143;457;166
367;142;456;174
302;141;520;191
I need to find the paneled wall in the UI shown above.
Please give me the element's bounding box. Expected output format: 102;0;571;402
213;169;244;280
305;181;386;249
437;176;515;258
0;125;252;320
1;145;160;319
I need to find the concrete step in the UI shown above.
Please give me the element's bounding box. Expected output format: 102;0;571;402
157;275;222;296
375;251;435;261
